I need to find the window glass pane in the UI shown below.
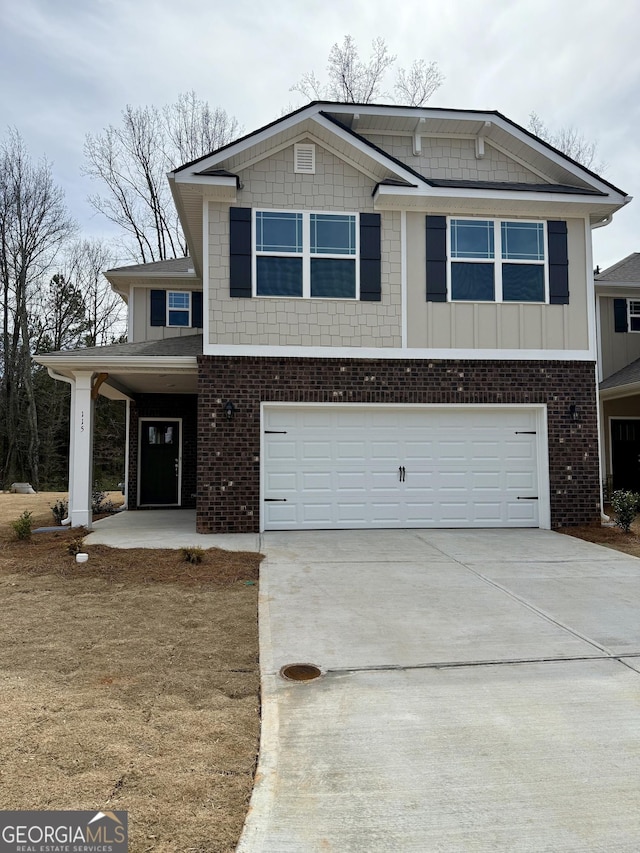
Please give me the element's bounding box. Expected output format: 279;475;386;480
310;259;356;298
168;310;189;326
168;292;190;309
502;264;545;302
256;257;303;296
629;300;640;316
451;263;495;300
501;221;545;260
451;220;494;259
310;214;356;255
256;211;302;253
164;427;174;445
630;317;640;332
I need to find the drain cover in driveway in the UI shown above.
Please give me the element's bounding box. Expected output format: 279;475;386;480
279;663;322;682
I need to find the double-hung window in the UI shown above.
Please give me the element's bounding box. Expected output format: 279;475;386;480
629;301;640;332
450;218;547;302
255;210;358;298
167;291;191;326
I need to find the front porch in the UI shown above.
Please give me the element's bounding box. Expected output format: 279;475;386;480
84;508;260;551
600;357;640;493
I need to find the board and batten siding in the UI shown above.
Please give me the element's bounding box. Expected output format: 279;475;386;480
598;297;640;380
406;215;589;351
206;144;402;348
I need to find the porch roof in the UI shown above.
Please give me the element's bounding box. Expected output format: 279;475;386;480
34;335;202;398
600;356;640;398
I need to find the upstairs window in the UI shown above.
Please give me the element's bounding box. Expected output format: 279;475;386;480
255;210;358;299
167;291;191;326
450;219;547;303
629;300;640;332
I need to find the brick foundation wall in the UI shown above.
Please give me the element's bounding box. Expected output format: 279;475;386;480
128;394;198;509
196;356;600;533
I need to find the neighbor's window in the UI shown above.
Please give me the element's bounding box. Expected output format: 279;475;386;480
450;218;546;303
167;291;191;326
629;300;640;332
255;210;357;298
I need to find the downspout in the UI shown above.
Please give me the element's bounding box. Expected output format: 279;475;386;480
589;214;612;522
47;367;75;525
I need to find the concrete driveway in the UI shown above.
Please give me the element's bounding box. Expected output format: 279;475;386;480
238;529;640;852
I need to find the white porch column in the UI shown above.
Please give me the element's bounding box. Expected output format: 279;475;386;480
70;372;94;528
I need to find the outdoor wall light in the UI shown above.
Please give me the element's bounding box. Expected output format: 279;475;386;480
224;400;236;421
569;403;579;422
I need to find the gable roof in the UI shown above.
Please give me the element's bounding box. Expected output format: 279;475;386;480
171;100;627;198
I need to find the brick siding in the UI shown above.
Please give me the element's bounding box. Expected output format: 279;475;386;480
196;356;600;533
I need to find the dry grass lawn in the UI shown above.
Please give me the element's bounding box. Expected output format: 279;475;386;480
0;492;262;852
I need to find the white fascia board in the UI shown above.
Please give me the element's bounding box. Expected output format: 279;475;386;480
594;281;640;295
599;383;640;400
34;355;197;372
106;270;197;280
374;183;622;208
173;174;238;188
202;343;594;361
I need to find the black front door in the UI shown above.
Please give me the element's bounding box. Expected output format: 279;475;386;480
611;419;640;492
139;420;180;505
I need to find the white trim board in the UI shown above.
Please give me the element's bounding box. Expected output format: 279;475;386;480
203;343;595;361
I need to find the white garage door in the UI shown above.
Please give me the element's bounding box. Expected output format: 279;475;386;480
262;406;543;530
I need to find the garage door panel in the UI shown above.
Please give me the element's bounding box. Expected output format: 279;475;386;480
263;406;542;530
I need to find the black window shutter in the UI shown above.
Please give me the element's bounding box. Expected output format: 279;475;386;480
229;207;252;298
614;298;628;333
192;291;203;328
360;213;381;301
150;290;166;326
548;220;569;304
425;216;447;302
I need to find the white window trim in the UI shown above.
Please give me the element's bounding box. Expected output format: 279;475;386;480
167;290;192;327
252;209;360;299
627;299;640;332
447;217;549;304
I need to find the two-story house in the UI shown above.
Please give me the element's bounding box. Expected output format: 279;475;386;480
595;254;640;493
36;102;630;532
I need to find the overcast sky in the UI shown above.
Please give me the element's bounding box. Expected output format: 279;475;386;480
1;0;638;269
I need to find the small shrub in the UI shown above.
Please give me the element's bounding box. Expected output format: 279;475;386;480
92;488;115;515
610;489;640;533
11;510;33;541
182;546;205;565
67;537;84;557
50;499;69;525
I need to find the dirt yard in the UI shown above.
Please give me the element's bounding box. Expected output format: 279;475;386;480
559;513;640;559
0;492;262;852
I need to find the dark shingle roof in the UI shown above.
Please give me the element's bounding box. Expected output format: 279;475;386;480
600;357;640;391
427;178;605;196
45;334;203;359
106;257;196;276
596;253;640;282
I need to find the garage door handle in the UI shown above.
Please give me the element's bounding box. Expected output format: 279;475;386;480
515;431;536;435
399;466;406;482
265;498;287;502
517;496;538;500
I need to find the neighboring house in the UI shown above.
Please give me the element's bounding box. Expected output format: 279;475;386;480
596;254;640;493
36;101;630;532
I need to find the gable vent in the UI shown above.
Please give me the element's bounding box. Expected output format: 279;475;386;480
294;143;315;174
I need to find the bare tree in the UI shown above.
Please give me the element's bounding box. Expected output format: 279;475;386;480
528;112;605;173
83;93;242;264
0;129;76;487
291;35;444;106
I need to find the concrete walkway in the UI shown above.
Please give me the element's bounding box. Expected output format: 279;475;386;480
239;529;640;852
